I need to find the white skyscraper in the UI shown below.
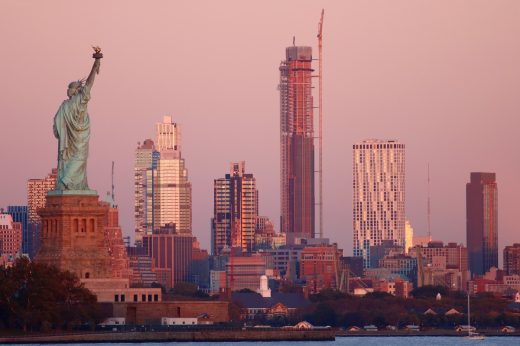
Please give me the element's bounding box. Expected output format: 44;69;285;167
155;116;181;152
154;116;192;234
134;117;192;243
353;139;405;268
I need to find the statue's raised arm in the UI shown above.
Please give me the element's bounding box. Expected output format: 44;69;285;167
85;46;103;90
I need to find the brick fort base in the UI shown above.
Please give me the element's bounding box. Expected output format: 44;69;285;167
35;193;112;279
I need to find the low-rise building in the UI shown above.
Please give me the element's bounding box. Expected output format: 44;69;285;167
231;292;310;321
127;246;158;287
112;300;230;325
379;254;417;286
300;244;343;293
412;242;469;290
226;254;266;292
82;278;162;303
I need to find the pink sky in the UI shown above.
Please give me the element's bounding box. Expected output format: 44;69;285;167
1;1;519;258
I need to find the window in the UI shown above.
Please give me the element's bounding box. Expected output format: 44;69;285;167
154;294;159;302
148;294;152;302
121;294;125;302
134;294;138;302
142;294;146;302
115;294;119;302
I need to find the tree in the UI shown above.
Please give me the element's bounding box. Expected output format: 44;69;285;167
309;288;348;302
308;302;338;326
0;258;104;332
410;285;448;299
170;282;199;296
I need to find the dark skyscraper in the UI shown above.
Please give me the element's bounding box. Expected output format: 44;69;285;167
466;172;498;276
279;45;315;244
212;162;258;255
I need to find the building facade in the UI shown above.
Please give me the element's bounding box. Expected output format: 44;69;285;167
0;213;22;257
154;116;192;234
466;172;498;276
225;254;266;292
300;244;343;293
134;139;159;246
353;140;406;268
142;231;193;289
6;206;28;255
126;246;158;287
212;162;258;255
413;241;469;290
27;169;57;257
279;45;315;244
378;254;417;287
504;244;520;276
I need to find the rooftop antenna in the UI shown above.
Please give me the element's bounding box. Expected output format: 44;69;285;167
111;161;115;203
293;36;296;46
427;163;431;239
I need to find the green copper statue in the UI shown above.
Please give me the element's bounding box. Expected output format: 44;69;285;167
53;47;102;192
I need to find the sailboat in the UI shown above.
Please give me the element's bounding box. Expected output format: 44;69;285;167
465;292;485;340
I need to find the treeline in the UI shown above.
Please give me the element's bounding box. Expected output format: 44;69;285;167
0;258;106;332
301;287;520;329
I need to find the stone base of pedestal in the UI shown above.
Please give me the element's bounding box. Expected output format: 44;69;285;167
35;193;112;280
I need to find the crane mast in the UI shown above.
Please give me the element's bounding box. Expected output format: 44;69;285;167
317;9;324;239
111;161;115;202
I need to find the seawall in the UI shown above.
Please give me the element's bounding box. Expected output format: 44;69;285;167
0;329;336;343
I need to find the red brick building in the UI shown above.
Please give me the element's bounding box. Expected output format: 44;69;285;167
300;244;343;293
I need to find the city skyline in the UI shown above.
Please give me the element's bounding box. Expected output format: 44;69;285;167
1;1;519;258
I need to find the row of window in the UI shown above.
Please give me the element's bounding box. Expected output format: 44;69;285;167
114;293;159;302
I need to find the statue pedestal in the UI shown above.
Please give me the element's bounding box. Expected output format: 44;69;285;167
35;193;112;280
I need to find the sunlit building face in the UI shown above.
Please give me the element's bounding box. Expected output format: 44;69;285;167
353;139;406;268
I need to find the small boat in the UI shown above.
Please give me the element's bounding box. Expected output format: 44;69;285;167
466;331;485;340
464;292;485;340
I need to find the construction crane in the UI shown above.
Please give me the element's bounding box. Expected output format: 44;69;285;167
427;163;431;239
317;9;324;239
111;161;115;202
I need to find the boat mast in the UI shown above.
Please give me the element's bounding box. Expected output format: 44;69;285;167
467;292;470;336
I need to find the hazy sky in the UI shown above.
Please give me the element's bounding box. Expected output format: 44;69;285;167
1;1;519;257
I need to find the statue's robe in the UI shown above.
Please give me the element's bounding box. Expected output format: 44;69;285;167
53;86;91;190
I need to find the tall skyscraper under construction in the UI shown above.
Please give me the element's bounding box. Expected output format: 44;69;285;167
212;162;258;255
279;45;315;244
353;140;406;268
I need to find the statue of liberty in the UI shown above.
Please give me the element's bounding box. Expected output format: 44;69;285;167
53;47;102;192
